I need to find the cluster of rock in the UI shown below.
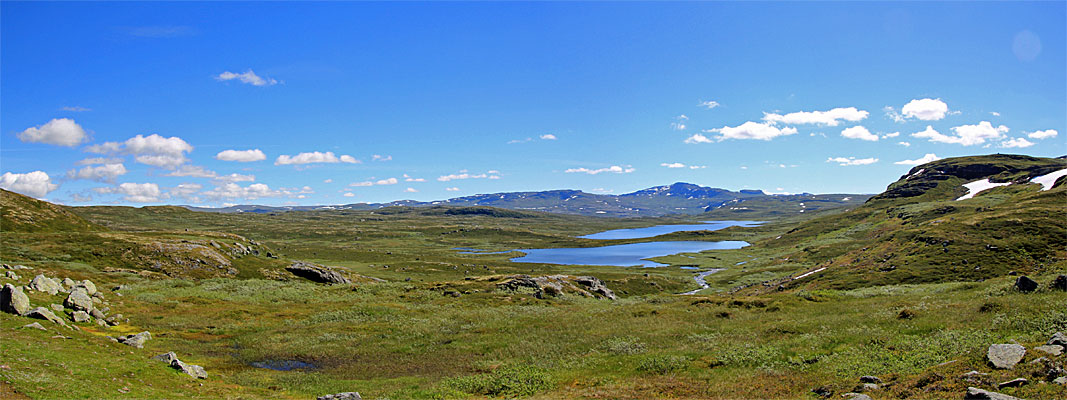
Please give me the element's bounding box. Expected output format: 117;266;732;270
285;262;352;284
317;392;361;400
1;271;127;328
109;331;153;348
495;274;616;300
1012;274;1066;292
965;332;1067;398
152;352;207;379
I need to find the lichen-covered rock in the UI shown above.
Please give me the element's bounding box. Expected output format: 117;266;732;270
22;322;46;331
50;303;64;312
64;288;93;312
575;276;617;300
115;331;152;348
72;310;91;323
965;387;1021;400
77;280;97;296
153;352;180;364
1;283;30;315
286;262;351;284
173;360;208;379
62;278;76;291
29;275;62;295
987;344;1026;369
1049;332;1067;347
318;392;362;400
26;307;66;325
1034;344;1064;356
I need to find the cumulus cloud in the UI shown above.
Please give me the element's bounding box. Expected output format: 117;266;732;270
882;132;900;138
403;174;426;182
1027;129;1058;139
763;107;868;126
94;182;162;203
900;98;949;121
168;183;203;202
1000;138;1035;148
898;141;911;147
214;173;255;183
509;135;558;144
87;134;194;169
539;134;557;140
376;178;398;185
69;163;127;182
826;157;878;166
894;153;941;165
76;157;123;166
405;187;418;193
990;111;1001;117
215;69;278;86
883;106;906;123
343;192;355;197
564;165;636;175
165;165;217;178
372;154;392;162
17;118;89;147
683;134;714;144
661;162;686;168
437;171;501;181
841;126;879;141
0;171;59;198
203;183;280;200
349;177;399;187
275;151;359;165
699;100;720;109
703;121;798;141
911;122;1008;146
445;187;460;191
216;149;266;162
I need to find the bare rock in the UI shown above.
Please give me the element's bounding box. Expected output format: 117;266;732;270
286;262;351;284
26;307;66;325
22;322;46;331
842;394;872;400
115;331;152;348
64;288;94;312
49;303;64;312
987;344;1026;369
77;280;97;296
1013;276;1038;292
72;311;91;323
575;276;617;300
4;271;19;280
965;387;1021;400
1;283;30;315
153;352;207;379
318;393;362;400
1034;344;1063;356
61;278;76;291
997;378;1028;389
29;275;62;295
1049;332;1067;347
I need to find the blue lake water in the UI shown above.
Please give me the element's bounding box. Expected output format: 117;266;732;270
579;220;762;240
509;240;750;268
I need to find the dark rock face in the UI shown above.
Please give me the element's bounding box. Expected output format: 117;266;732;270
1053;275;1067;291
1013;276;1038;292
286;262;351;284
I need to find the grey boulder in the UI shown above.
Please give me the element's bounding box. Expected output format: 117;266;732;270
29;275;62;295
987;344;1025;369
115;331;152;348
286;262;351;284
22;322;46;331
25;307;66;325
318;393;362;400
72;311;91;323
1049;331;1067;347
965;387;1021;400
1034;344;1063;356
153;352;207;379
1;283;30;315
64;288;94;312
1053;275;1067;291
575;276;617;300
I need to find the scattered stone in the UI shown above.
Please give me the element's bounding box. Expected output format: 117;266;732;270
64;288;93;312
1034;344;1064;356
1049;332;1067;347
859;376;882;384
965;387;1021;400
115;331;152;348
317;393;362;400
1053;275;1067;291
50;303;64;312
997;378;1028;389
961;371;989;378
22;322;46;331
812;386;832;398
61;278;76;291
77;280;97;296
285;262;351;284
861;383;879;391
152;351;207;378
1029;357;1049;364
4;271;19;280
987;344;1026;369
72;311;91;323
95;319;107;327
29;275;62;295
575;276;617;300
1013;276;1038;292
90;308;106;320
153;352;180;364
842;394;872;400
1;283;30;315
112;284;129;292
25;307;66;325
1054;376;1067;385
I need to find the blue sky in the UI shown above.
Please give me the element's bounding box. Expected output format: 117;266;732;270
2;2;1064;206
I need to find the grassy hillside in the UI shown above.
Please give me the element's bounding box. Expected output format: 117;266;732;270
1;189;100;233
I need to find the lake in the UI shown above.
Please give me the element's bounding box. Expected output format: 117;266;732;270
579;220;762;240
509;240;749;268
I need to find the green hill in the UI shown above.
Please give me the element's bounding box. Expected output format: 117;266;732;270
0;188;101;233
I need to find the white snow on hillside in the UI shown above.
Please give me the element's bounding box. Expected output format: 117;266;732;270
1030;168;1067;191
956;179;1011;201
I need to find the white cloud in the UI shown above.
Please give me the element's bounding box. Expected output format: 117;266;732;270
85;142;123;154
135;155;187;169
898;141;911;147
372;154;392;162
76;157;123;166
215;69;278;86
405;187;418;193
900;98;949;121
540;134;557;140
507;137;532;144
350;181;373;187
61;106;91;112
689;165;706;169
671;122;686;131
95;182;162;203
165;165;216;178
683;133;714;144
1027;129;1058;139
564;165;636;175
376;178;398;185
826;157;878;166
0;171;59;198
661;162;686;168
88;134;194;169
349;177;399;187
214;173;255;183
894;153;941;165
883;106;906;123
275;151;358;166
763;107;868;126
882;132;900;138
17;118;89;147
911;122;1008;146
445;187;460;191
840;126;879;141
216;149;266;162
343;192;355;197
705;121;799;141
69;163;127;182
437;171;500;181
699;100;720;109
1000;138;1035;148
203;183;280;200
169;183;203;201
990;111;1001;117
323;179;333;183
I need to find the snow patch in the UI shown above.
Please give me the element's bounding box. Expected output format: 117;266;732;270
793;267;827;281
956;179;1011;201
1030;168;1067;191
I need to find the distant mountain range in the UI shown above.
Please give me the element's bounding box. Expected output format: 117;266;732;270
181;182;871;217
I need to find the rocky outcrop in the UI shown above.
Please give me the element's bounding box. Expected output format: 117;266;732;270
1;283;30;315
29;274;62;295
1049;332;1067;347
26;307;66;325
318;393;362;400
495;275;616;300
153;352;207;379
286;262;351;284
575;276;617;300
113;331;152;348
72;311;91;323
64;288;93;312
76;280;97;296
965;387;1021;400
987;344;1026;369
